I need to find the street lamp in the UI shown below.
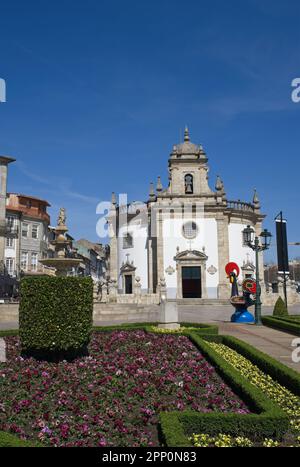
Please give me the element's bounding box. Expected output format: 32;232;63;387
242;225;272;325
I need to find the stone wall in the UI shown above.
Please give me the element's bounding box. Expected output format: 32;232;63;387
0;303;19;322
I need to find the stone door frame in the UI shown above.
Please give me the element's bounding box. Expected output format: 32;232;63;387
174;249;208;299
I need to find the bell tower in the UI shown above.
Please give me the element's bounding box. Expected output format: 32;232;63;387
168;127;213;196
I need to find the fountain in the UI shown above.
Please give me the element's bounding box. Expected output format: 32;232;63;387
40;208;81;276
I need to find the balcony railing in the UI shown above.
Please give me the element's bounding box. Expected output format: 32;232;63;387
5;224;19;235
227;200;255;212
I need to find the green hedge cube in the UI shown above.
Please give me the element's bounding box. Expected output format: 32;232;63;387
19;276;93;360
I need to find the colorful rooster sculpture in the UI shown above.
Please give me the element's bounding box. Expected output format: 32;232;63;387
225;262;255;323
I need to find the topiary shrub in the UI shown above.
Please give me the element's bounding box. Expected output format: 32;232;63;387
273;296;288;317
19;276;93;360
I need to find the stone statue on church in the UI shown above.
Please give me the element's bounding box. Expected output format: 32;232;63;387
57;207;66;226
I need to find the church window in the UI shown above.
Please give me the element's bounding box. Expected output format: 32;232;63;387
183;221;198;239
184;174;193;194
123;233;133;249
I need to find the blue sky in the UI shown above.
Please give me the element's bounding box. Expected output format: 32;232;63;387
0;0;299;261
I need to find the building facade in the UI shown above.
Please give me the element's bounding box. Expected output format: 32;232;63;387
73;238;108;282
107;128;266;301
4;193;51;278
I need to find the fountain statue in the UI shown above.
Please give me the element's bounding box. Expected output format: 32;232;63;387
40;208;81;276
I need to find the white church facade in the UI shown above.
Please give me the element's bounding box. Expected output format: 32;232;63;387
106;128;265;303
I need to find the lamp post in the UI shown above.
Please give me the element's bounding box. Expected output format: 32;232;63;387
242;225;272;325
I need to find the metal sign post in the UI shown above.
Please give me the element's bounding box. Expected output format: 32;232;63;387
275;212;289;309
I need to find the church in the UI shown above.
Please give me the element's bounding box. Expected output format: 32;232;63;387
106;128;265;302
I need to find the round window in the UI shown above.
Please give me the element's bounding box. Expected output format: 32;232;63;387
182;221;198;239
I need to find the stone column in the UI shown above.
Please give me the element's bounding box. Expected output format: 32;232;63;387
108;279;117;302
147;209;153;293
101;283;108;302
134;276;142;304
156;209;164;287
108;203;118;284
216;213;230;299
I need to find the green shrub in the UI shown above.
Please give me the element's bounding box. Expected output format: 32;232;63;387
262;316;300;337
273;296;288;317
19;276;93;360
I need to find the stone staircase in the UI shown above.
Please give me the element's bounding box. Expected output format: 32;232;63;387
177;298;230;306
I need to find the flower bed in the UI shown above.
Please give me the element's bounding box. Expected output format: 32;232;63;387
160;334;289;446
193;341;300;446
189;433;299;447
0;330;248;447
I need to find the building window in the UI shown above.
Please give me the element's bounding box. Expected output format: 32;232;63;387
31;252;38;271
32;224;39;239
183;221;198;239
6;237;14;248
6;216;15;227
22;223;29;238
5;258;14;276
123;233;133;249
184;174;193;194
21;251;28;271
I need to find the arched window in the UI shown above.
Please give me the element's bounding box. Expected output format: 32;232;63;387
184;174;193;194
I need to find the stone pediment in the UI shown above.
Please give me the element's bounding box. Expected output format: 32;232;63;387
174;249;208;262
120;262;136;273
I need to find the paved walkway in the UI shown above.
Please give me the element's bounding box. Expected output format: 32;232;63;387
217;322;300;373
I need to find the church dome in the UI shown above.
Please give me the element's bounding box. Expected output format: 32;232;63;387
171;127;206;158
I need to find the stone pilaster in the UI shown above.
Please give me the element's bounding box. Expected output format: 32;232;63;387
216;213;230;299
156;209;164;287
108;205;118;284
147;209;153;293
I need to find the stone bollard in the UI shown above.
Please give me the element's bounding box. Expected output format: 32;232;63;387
158;300;180;330
0;338;6;362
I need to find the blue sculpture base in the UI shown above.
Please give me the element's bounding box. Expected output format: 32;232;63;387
231;309;255;324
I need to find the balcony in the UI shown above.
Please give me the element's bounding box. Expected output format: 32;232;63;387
5;224;19;236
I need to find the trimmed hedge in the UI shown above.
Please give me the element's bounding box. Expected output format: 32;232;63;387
222;334;300;396
19;276;93;360
93;322;219;335
160;332;289;446
262;316;300;336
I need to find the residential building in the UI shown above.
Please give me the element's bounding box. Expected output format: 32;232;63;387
73;238;108;282
4;193;51;279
